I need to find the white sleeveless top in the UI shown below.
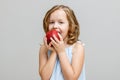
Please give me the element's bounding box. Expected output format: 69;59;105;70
48;43;86;80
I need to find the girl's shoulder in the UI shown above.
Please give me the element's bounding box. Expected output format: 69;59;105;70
73;40;85;48
39;43;48;54
39;43;45;50
72;41;85;53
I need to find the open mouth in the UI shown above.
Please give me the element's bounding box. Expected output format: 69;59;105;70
55;30;61;34
58;31;61;34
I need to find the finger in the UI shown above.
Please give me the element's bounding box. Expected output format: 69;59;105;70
50;37;57;46
44;37;48;46
58;33;63;41
48;42;52;47
48;42;55;50
44;37;47;44
53;35;59;43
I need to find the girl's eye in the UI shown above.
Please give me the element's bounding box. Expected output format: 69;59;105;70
59;22;64;24
49;22;54;24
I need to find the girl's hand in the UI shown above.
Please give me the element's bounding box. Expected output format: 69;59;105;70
43;36;56;53
50;33;66;54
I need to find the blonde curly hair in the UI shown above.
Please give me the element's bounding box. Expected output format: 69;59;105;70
43;5;80;45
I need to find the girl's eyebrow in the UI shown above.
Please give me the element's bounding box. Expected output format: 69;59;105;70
49;19;54;21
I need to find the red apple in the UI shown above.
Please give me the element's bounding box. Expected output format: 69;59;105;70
46;29;60;45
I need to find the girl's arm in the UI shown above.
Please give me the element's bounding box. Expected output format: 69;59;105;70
50;34;85;80
39;45;57;80
58;43;85;80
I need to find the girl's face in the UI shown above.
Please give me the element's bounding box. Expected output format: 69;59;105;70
48;9;69;42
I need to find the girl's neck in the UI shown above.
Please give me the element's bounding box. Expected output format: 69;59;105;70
63;37;68;45
64;38;72;48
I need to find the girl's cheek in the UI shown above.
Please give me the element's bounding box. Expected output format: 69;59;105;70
48;25;52;31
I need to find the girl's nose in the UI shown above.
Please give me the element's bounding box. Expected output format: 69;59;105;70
53;22;59;29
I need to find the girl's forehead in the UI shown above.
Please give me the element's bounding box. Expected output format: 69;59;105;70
52;9;66;16
49;9;67;20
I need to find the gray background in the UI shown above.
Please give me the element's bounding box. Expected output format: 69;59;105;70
0;0;120;80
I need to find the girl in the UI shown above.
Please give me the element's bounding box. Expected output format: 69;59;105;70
39;5;86;80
